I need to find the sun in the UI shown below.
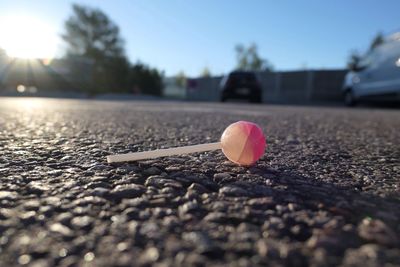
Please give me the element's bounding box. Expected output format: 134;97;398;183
0;15;59;59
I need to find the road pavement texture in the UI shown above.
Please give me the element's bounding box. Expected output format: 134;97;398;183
0;98;399;267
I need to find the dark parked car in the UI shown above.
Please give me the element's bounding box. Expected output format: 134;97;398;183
220;71;262;103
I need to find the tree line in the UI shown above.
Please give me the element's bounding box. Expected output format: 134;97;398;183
7;3;380;93
62;4;163;95
64;4;277;92
347;33;385;71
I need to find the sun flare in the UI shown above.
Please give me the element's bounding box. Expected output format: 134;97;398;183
0;15;58;59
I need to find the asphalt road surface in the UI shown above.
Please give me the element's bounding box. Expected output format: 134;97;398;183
0;98;399;267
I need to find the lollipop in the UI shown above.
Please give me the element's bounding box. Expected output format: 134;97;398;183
107;121;266;166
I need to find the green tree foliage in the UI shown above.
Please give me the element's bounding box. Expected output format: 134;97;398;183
347;32;385;70
62;4;125;57
175;71;187;87
235;44;248;71
347;50;361;70
201;67;211;77
129;63;163;96
62;4;129;93
62;4;164;95
235;43;273;71
369;32;384;51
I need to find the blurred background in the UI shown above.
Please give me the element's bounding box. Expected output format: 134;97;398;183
0;0;399;105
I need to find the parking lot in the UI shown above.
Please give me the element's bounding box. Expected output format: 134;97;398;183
0;98;399;266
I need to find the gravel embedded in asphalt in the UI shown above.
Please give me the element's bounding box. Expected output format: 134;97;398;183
0;98;399;266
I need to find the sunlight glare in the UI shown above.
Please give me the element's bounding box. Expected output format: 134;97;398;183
0;15;58;59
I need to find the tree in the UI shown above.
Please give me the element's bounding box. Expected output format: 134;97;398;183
175;71;187;87
62;4;125;58
347;32;385;71
347;50;361;70
247;44;264;70
62;4;129;93
129;63;163;96
235;43;273;71
235;44;248;71
201;67;211;77
369;32;384;51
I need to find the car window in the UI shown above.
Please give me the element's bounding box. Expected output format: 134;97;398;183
229;73;257;82
358;51;376;69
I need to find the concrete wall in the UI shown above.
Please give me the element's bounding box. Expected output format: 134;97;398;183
311;70;347;101
186;69;347;103
163;77;186;99
186;77;222;101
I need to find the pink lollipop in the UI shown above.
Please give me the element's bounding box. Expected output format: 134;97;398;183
220;121;266;166
107;121;266;166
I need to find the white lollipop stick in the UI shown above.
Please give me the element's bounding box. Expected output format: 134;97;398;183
107;142;221;163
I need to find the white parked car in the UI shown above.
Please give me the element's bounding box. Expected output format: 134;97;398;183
343;32;400;106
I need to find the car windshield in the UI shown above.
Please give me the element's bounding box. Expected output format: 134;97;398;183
229;72;257;82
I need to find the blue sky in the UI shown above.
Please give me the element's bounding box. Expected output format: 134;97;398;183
0;0;399;76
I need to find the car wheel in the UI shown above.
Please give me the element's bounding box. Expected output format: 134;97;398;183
344;89;356;107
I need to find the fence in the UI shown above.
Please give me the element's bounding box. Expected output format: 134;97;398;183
186;69;347;103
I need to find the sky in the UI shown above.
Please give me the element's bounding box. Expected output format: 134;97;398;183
0;0;399;76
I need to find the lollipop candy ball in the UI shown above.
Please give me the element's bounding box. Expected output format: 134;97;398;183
220;121;266;166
